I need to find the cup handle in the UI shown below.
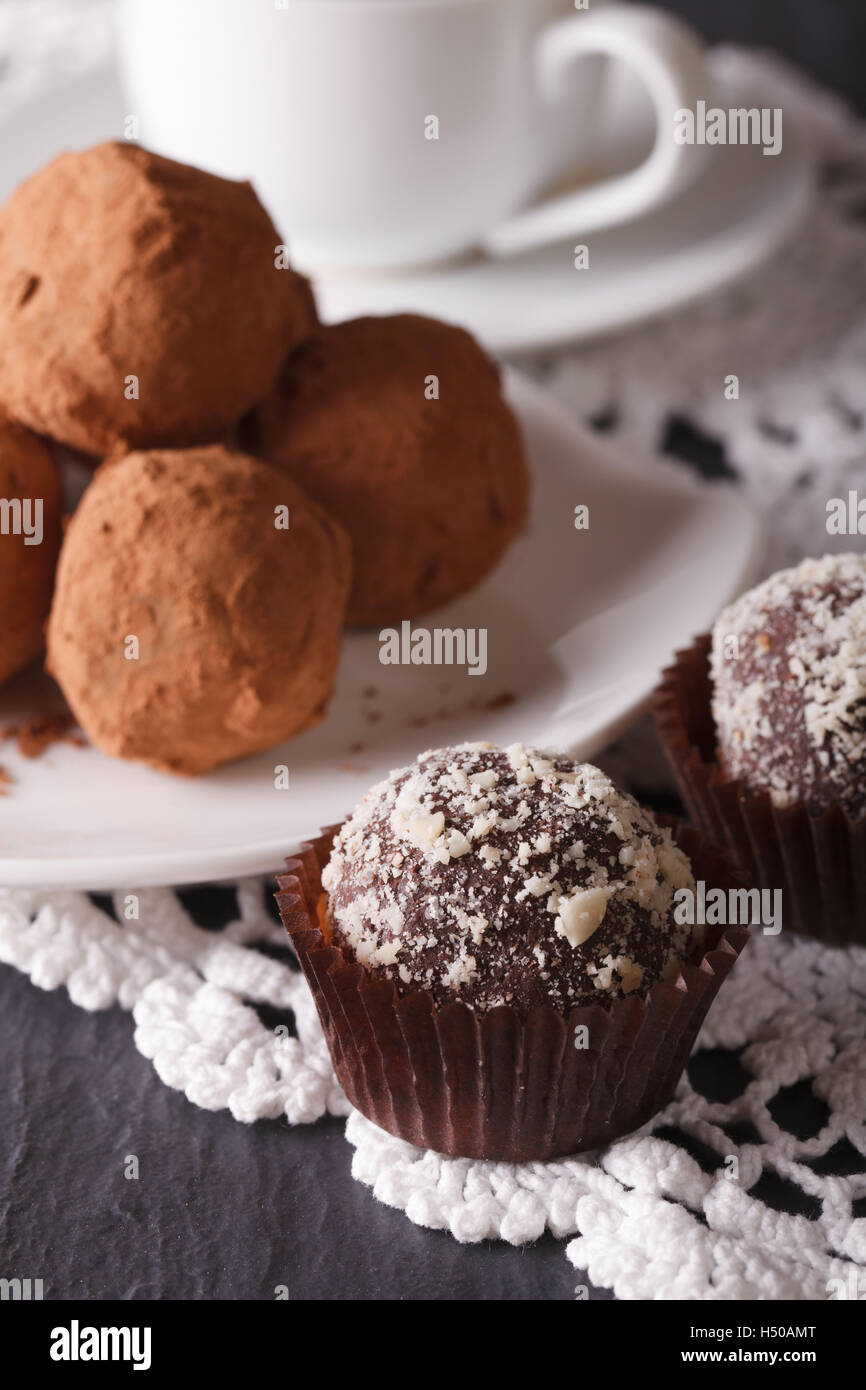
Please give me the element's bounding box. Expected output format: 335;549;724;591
481;5;711;258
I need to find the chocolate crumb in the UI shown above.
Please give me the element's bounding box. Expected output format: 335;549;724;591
2;713;86;759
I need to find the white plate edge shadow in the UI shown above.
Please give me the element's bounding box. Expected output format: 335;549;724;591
0;370;762;891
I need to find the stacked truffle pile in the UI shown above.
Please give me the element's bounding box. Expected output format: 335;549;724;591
0;142;528;774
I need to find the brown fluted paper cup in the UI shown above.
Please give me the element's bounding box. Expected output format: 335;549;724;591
275;822;749;1162
653;634;866;946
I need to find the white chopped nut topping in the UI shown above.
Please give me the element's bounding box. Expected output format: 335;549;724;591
322;742;696;1009
406;811;445;848
711;554;866;810
555;886;614;947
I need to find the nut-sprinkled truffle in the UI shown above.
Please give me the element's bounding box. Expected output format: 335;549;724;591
252;315;529;626
0;142;317;455
46;445;351;775
0;414;62;685
321;742;697;1012
711;553;866;818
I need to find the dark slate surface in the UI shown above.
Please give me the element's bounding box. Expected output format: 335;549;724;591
658;0;866;114
0;960;614;1302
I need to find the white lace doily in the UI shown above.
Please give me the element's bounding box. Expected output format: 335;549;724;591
0;0;114;117
0;880;347;1123
1;9;865;1299
2;881;864;1300
533;47;866;579
348;931;866;1298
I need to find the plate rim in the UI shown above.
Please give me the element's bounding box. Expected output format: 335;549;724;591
0;369;762;891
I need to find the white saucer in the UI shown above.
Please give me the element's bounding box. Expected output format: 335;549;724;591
0;60;813;354
0;370;760;891
316;117;813;353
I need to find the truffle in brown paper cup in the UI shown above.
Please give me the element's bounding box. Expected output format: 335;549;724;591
653;634;866;947
275;822;748;1162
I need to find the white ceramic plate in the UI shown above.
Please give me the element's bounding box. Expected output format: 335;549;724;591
0;62;813;354
0;370;760;890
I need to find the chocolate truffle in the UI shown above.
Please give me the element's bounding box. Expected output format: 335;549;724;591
711;553;866;818
0;414;62;685
46;444;351;775
0;142;316;455
253;314;529;626
321;742;697;1012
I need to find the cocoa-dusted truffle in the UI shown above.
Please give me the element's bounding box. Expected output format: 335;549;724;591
253;315;529;626
711;553;866;818
46;445;351;775
0;414;61;685
321;742;697;1012
0;142;316;456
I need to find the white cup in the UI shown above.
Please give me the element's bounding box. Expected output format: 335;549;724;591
116;0;712;270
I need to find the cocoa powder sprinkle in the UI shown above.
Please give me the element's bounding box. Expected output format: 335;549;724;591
1;713;86;759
